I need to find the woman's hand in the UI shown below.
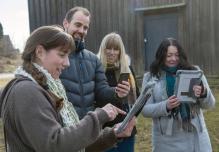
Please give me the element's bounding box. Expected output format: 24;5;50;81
166;95;180;111
193;85;206;97
115;81;130;98
114;117;136;138
101;103;126;121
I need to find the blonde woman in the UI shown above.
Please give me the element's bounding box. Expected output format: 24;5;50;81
97;32;140;152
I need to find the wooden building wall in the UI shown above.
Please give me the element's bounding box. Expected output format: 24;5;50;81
184;0;219;75
28;0;219;76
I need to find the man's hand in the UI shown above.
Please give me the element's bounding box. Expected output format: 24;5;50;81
115;81;130;98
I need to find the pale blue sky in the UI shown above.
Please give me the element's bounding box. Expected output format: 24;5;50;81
0;0;29;52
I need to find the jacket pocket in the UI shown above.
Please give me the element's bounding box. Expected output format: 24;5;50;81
159;116;173;135
153;117;164;135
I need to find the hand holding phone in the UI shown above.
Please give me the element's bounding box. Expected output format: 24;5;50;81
116;73;130;98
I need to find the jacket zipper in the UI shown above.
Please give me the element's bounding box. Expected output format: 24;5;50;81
79;58;84;109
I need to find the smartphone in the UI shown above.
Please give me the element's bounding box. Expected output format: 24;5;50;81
118;73;129;84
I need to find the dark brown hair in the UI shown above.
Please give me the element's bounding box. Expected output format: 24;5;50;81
65;6;90;23
150;38;195;78
22;25;74;110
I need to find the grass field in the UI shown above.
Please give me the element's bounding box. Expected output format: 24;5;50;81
0;78;218;152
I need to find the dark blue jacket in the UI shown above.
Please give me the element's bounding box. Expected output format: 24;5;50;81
60;49;117;119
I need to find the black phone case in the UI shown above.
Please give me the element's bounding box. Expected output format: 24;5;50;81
118;73;129;83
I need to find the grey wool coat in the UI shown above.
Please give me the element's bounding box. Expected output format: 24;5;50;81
141;71;215;152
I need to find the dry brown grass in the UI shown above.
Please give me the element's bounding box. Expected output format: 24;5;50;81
0;79;11;88
135;117;152;152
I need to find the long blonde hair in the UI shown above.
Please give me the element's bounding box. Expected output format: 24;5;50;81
97;32;137;104
97;32;130;73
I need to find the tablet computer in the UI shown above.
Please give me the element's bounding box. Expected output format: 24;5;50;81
174;70;203;103
115;81;155;134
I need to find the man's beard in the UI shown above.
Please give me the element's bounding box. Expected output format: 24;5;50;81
66;28;85;52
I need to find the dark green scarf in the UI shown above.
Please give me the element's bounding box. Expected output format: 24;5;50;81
162;66;190;121
105;63;120;71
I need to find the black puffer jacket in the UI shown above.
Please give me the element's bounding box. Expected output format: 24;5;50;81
60;49;117;119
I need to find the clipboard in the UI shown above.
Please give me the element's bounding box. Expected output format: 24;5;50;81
115;81;155;134
174;70;203;103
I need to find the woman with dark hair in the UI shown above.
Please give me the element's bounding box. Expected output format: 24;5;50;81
141;38;215;152
0;25;135;152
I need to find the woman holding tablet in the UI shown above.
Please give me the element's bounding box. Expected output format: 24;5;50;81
141;38;215;152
